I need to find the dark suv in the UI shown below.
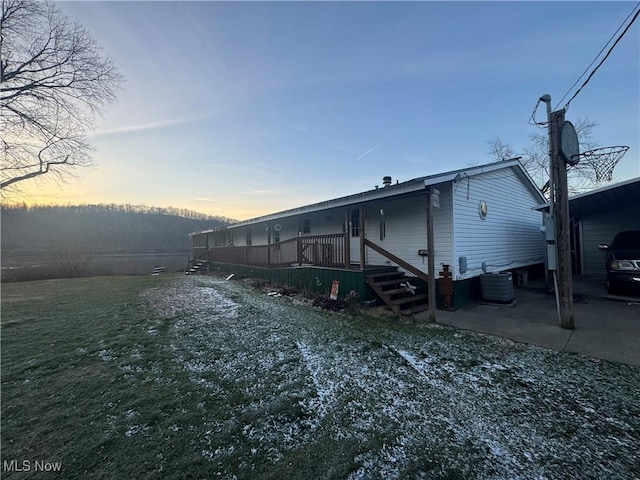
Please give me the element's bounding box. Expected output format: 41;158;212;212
598;230;640;294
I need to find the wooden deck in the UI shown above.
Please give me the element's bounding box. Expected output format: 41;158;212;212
194;233;349;269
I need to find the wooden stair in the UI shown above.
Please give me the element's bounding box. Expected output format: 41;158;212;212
151;266;168;275
186;260;205;275
365;269;429;316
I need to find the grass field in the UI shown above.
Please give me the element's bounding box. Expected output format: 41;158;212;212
1;253;189;282
2;274;639;479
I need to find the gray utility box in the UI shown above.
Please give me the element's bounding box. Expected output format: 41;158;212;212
480;272;515;303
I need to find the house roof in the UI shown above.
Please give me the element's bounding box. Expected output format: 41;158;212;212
535;177;640;219
194;159;544;235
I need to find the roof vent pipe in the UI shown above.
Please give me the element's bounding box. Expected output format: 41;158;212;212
382;176;392;187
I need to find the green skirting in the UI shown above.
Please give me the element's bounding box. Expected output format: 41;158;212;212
202;262;398;302
201;261;481;307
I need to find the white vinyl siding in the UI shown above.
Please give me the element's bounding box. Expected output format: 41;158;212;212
433;183;454;273
301;209;345;236
580;204;640;278
227;208;347;246
249;226;268;246
365;195;426;273
261;218;299;245
271;218;297;244
201;164;544;279
365;186;452;276
452;167;544;279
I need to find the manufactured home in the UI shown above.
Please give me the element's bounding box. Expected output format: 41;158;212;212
191;159;546;313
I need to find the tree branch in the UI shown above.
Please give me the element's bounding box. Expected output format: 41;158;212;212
0;0;122;192
1;155;70;189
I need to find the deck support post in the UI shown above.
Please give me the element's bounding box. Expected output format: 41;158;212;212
426;188;436;322
359;206;366;271
267;224;271;268
344;211;350;268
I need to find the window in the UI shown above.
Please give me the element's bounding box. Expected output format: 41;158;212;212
246;228;252;246
302;219;311;234
351;209;360;237
228;232;233;246
379;221;386;241
194;234;206;248
274;230;280;243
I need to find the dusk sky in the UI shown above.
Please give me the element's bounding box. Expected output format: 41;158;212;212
21;1;640;220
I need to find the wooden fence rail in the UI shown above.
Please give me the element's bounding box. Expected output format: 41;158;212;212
194;233;348;269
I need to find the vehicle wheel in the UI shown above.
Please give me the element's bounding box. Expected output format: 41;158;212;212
607;279;618;295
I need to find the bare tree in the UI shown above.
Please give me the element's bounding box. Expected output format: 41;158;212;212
0;0;123;193
487;136;516;162
488;119;599;195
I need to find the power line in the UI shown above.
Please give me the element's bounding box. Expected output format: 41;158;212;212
562;3;640;112
529;100;547;129
529;3;640;127
554;2;640;111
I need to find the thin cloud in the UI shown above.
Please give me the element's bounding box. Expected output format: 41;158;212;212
239;188;286;196
206;163;270;176
92;114;210;137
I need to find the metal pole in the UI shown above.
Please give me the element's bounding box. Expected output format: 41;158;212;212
541;94;554;213
541;94;561;319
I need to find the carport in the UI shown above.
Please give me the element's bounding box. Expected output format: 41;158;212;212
568;178;640;278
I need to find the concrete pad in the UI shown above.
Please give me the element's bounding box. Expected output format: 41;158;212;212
564;298;640;366
435;298;573;353
421;279;640;367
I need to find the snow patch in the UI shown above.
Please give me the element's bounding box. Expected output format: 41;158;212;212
134;274;640;479
98;349;115;362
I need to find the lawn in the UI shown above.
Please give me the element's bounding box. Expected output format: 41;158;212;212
2;274;639;479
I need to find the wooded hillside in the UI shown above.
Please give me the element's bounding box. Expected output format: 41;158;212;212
1;204;234;256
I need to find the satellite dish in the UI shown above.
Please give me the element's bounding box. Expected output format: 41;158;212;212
559;121;580;166
274;224;281;232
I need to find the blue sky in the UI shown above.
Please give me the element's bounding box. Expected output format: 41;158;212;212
29;1;639;220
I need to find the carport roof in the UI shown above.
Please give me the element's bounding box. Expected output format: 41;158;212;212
536;177;640;220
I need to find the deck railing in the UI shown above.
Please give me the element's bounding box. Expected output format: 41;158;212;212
195;233;348;269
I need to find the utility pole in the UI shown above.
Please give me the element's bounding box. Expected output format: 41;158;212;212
552;108;575;329
542;94;575;330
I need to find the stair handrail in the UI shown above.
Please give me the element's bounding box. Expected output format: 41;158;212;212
363;239;429;284
192;250;211;264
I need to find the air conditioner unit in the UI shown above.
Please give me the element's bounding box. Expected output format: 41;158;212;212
480;272;514;303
